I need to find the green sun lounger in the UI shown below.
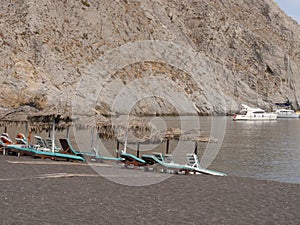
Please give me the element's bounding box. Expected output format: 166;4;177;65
142;154;226;176
119;151;146;166
59;138;124;162
5;144;85;161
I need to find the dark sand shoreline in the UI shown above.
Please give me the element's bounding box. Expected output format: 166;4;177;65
0;155;299;225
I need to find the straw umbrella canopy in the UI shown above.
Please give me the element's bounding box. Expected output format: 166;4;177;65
95;120;212;144
27;113;72;133
0;108;29;127
0;107;73;133
0;108;212;144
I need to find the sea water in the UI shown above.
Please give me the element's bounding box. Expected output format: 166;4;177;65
2;116;300;184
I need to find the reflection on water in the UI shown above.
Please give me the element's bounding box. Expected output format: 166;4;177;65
222;118;300;184
2;116;300;184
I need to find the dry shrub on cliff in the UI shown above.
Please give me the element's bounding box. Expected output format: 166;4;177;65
10;92;47;110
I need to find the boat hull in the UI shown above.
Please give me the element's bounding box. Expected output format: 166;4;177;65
276;114;299;118
275;109;299;118
233;114;277;121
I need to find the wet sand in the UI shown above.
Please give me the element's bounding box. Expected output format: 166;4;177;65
0;155;299;225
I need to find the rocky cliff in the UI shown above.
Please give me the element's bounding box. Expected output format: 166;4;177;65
1;0;300;116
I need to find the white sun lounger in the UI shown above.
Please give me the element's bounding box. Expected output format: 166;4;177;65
186;154;227;176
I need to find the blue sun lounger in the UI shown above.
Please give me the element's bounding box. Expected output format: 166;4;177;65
4;144;85;162
119;151;146;166
142;154;190;171
142;154;226;176
1;143;33;156
59;138;124;162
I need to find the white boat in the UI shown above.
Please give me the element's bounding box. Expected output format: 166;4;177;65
275;109;299;118
233;104;277;121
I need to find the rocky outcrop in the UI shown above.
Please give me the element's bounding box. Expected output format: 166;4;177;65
0;0;300;116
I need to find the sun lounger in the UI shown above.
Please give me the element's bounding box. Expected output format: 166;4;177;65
0;133;13;145
142;154;195;174
142;154;227;176
33;148;85;161
44;138;61;151
35;136;47;148
142;154;188;170
3;144;34;156
59;138;87;156
59;138;124;162
186;154;227;176
119;151;146;166
35;136;60;151
15;138;27;145
186;153;200;168
163;154;174;163
152;152;174;163
15;133;27;145
33;136;53;152
152;152;164;161
0;135;83;161
0;133;28;156
5;144;85;161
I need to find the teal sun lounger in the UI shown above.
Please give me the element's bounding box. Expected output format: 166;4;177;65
59;138;124;162
5;144;85;162
119;151;146;166
142;154;226;176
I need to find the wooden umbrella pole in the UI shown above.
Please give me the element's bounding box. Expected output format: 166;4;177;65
137;143;140;158
25;121;29;147
123;128;128;153
194;141;198;155
116;141;120;157
66;126;70;139
90;126;95;150
166;139;170;154
51;118;55;153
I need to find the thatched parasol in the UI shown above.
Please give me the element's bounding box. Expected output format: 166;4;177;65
0;108;212;144
0;108;73;133
27;113;72;133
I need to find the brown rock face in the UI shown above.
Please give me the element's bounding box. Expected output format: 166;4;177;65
0;0;299;115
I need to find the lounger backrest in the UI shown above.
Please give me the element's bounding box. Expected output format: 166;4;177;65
15;138;27;145
45;138;56;149
0;133;13;145
120;151;146;164
153;152;164;162
59;138;78;155
186;154;200;168
45;138;62;151
59;138;71;153
164;154;174;163
1;136;13;144
44;138;52;149
35;136;47;148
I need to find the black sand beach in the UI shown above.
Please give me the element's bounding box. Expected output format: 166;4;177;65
0;155;299;225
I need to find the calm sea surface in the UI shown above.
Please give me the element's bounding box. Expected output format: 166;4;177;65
4;116;300;184
220;117;300;184
164;116;300;184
